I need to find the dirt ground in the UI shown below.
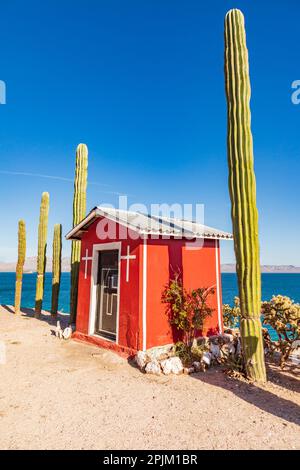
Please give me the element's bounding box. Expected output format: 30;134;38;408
0;305;299;450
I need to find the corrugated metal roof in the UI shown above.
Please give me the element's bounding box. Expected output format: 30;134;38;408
65;206;233;240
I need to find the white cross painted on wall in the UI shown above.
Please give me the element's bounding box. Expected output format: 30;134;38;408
120;245;136;282
82;249;93;279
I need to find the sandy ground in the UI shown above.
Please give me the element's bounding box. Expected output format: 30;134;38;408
0;305;299;450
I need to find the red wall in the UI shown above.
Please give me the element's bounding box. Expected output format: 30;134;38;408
145;238;222;349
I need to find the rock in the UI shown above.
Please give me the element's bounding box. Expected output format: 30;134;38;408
55;321;63;339
193;337;208;348
201;351;212;367
183;367;195;375
235;339;242;355
210;343;220;358
145;360;161;375
146;345;173;362
192;361;202;372
220;342;236;358
292;339;300;350
161;356;183;375
62;326;72;340
135;351;149;370
222;333;234;343
208;335;219;345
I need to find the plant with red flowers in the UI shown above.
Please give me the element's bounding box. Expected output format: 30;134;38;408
162;274;215;347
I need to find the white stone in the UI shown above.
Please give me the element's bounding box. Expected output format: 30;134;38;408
210;343;220;358
220;342;236;357
55;321;63;339
222;333;234;343
192;361;202;372
160;356;183;375
62;326;72;340
146;345;173;361
202;351;212;366
236;339;242;355
292;339;300;350
135;351;149;370
145;360;161;375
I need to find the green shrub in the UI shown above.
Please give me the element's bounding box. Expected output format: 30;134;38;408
162;273;214;348
222;296;240;329
261;295;300;368
174;340;207;367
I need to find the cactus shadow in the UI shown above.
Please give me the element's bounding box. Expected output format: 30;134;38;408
266;362;300;394
1;304;15;314
18;306;70;328
192;369;300;426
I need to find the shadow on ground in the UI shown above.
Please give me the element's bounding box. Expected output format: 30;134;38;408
0;304;70;329
192;366;300;427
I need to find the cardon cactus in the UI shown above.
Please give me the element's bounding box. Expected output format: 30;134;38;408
224;9;266;381
14;220;26;314
70;143;88;324
51;224;62;316
35;192;50;316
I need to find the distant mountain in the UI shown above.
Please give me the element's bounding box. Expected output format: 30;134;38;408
0;256;300;273
0;257;71;273
0;258;299;274
222;264;300;273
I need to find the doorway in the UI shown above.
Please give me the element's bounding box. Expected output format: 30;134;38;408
94;249;119;341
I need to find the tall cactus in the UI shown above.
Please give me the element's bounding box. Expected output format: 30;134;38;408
51;224;62;316
224;9;266;381
14;220;26;314
70;143;88;324
35;192;50;317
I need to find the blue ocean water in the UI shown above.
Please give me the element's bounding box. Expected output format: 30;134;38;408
0;273;299;340
222;273;300;305
0;272;71;313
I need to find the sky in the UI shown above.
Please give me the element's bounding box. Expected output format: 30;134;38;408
0;0;299;265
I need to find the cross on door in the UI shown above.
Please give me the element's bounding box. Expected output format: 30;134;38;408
120;245;136;282
82;248;93;279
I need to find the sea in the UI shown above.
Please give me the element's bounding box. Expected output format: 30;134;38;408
0;272;299;340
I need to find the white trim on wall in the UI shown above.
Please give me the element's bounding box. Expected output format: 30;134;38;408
142;238;147;351
215;239;223;334
88;242;122;344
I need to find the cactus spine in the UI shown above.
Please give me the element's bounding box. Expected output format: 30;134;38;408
35;192;50;316
224;9;266;381
51;224;62;316
70;144;88;324
14;220;26;314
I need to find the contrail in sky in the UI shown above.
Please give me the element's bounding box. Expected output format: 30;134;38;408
0;170;130;196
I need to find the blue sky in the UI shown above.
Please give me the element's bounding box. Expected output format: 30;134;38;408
0;0;299;265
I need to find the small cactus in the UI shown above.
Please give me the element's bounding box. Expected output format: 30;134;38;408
35;192;50;316
14;220;26;314
51;224;62;316
70;143;88;324
224;9;266;381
